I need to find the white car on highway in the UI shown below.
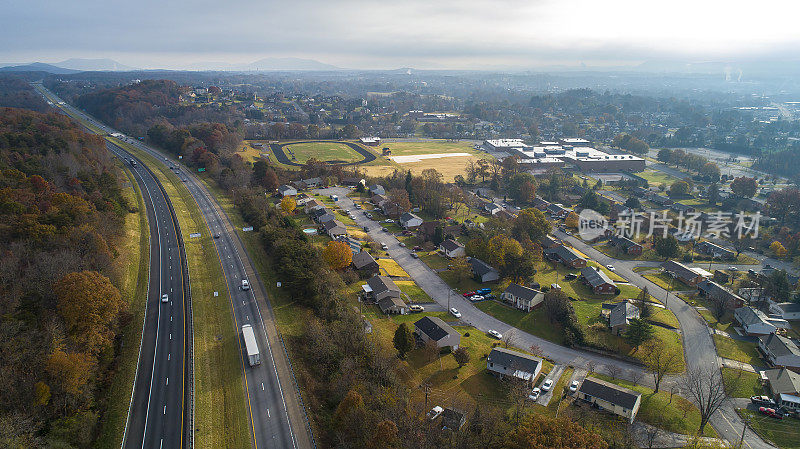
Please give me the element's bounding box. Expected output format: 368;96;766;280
606;264;615;271
161;293;169;303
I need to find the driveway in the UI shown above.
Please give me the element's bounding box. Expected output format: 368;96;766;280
536;364;566;406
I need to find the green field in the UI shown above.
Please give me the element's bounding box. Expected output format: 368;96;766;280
380;140;478;155
638;168;684;187
738;409;800;449
283;141;365;163
712;335;762;367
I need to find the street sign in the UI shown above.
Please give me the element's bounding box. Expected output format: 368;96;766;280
242;226;254;232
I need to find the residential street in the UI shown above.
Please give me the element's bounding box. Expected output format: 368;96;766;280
316;186;775;448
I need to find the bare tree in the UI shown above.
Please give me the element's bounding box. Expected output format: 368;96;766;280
642;338;681;392
643;424;661;449
606;364;622;380
502;329;516;349
585;360;596;375
423;340;440;363
528;344;543;358
681;366;736;434
631;369;645;386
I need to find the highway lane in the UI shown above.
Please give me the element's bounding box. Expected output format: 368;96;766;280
32;84;191;449
33;84;309;449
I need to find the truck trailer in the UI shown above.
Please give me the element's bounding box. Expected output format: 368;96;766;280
241;324;261;366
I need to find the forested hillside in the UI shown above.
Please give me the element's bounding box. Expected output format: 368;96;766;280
0;108;132;447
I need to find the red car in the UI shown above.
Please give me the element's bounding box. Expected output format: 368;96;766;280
413;246;423;251
759;407;783;419
462;291;476;298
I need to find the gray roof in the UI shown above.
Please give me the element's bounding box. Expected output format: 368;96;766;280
400;212;422;223
698;280;743;304
278;184;295;193
609;301;639;328
367;275;400;295
611;236;640;250
317;212;336;223
377;296;407;312
545;245;585;263
662;260;700;282
323;219;346;233
775;302;800;314
503;283;542;302
488;347;542;375
735;306;771;326
760;333;800;358
440;239;464;252
469;257;498;277
697;241;734;255
765;368;800;394
352;251;377;270
579;377;641;409
414;316;459;342
581;267;615;289
302;177;322;185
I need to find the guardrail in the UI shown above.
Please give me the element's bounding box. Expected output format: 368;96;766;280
276;331;318;449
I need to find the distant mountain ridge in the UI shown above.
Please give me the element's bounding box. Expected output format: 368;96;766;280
187;57;342;71
0;62;80;74
55;58;137;71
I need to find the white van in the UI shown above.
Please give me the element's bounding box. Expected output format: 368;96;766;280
241;279;250;290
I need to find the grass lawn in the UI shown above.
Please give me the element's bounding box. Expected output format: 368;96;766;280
738;409;800;449
380;140;478;156
378;258;409;277
396;280;434;303
643;271;690;291
648;307;681;329
594;374;718;437
420;251;449;270
282;141;366;164
95;161;150;449
721;368;763;398
594;242;660;261
439;269;485;294
110;138;251;449
638;168;684;187
712;335;762;367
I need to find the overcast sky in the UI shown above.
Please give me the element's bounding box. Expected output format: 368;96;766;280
2;0;800;70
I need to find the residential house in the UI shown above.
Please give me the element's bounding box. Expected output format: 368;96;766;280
697;280;745;309
547;203;571;218
309;207;329;221
485;202;503;215
440;239;466;258
352;250;379;275
539;235;561;249
368;184;385;195
301;177;322;188
501;283;544;312
441;408;466;431
610;236;643;256
341;177;363;187
377;296;408;315
607;300;640;335
649;194;674;207
414;316;461;350
759;333;800;372
734;307;777;336
486;347;542;384
544;245;587;268
661;260;710;287
322;219;347;239
576;377;642;423
417;221;460;242
278;184;297;197
533;197;550;211
468;257;500;283
580;267;616;295
399;212;424;229
763;368;800;411
291;180;307;191
295;193;311;206
769;302;800;320
671;203;696;214
304;199;325;213
371;194;388;209
696;241;735;260
316;211;336;224
365;275;401;302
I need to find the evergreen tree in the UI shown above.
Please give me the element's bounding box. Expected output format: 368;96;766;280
393;323;415;358
624;318;655;351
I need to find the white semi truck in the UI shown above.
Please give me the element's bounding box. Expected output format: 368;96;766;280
241;324;261;366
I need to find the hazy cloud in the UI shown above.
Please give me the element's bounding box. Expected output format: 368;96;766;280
2;0;799;69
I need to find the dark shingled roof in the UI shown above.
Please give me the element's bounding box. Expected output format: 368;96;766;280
469;257;497;276
503;283;541;302
414;316;459;342
581;266;615;288
367;275;399;295
488;347;542;374
579;377;641;409
440;239;463;252
352;251;377;270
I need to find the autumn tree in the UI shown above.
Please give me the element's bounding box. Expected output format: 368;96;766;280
47;349;94;396
393;323;415;358
367;419;398;449
512;208;551;242
730;176;757;198
642;338;681;393
453;347;470;368
387;188;412;216
669;180;690;197
565;211;579;229
770;241;787;258
654;235;680;259
487;234;523;271
322;241;352;270
280;196;296;214
502;413;608;449
55;271;126;355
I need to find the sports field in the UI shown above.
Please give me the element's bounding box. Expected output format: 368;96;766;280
380;140;477;155
283;141;365;163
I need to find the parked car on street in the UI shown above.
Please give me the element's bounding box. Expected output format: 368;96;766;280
450;308;461;318
427;406;444;420
488;330;502;339
382;227;388;232
462;291;476;298
606;264;615;271
411;253;419;259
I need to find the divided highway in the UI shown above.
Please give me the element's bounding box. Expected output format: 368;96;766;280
34;84;310;449
33;83;191;449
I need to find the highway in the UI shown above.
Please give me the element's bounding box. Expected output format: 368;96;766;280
34;84;310;449
33;83;191;449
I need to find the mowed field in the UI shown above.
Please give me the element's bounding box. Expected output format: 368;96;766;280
380;140;477;155
363;140;492;181
283;141;365;163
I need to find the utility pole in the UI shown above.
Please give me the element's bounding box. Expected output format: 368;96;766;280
738;417;749;449
422;382;431;411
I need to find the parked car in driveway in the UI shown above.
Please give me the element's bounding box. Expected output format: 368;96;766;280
469;295;484;302
541;379;553;392
427;406;443;420
564;273;577;280
476;288;491;295
411;253;419;259
409;304;424;313
450;308;461;318
751;396;776;406
487;330;502;339
528;387;541;401
413;246;422;251
569;380;579;393
759;407;783;419
462;291;476;298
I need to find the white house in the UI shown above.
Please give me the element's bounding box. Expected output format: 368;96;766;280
278;184;297;197
414;316;461;350
759;333;800;372
439;239;465;258
734;307;777;336
399;212;423;229
486;347;542;385
501;283;544;312
577;377;642;423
